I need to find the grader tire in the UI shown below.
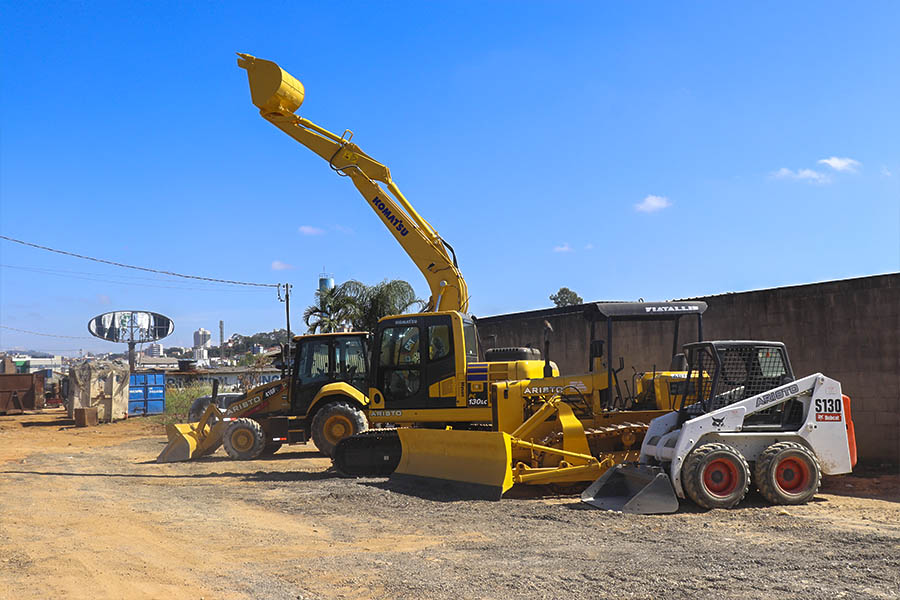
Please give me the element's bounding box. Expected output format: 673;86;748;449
311;401;367;457
754;441;821;505
223;418;265;460
682;442;750;509
261;442;283;456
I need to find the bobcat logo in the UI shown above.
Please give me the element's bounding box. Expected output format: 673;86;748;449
711;416;725;427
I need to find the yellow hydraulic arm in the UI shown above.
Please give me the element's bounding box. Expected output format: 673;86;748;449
237;53;469;314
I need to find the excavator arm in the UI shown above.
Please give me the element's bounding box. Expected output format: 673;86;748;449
237;53;468;313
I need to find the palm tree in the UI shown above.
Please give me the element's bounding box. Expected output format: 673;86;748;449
338;279;424;333
302;279;423;334
302;286;354;333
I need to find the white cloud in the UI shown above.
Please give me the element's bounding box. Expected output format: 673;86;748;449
635;195;672;213
818;157;861;172
334;224;355;234
271;260;295;271
881;165;893;177
553;243;573;253
584;243;594;250
298;225;325;236
97;294;110;305
770;167;830;184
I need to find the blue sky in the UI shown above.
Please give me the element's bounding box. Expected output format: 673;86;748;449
1;1;898;354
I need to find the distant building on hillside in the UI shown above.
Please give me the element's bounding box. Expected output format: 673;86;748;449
146;343;164;357
193;328;211;348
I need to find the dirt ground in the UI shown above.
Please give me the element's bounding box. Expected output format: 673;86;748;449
1;410;898;600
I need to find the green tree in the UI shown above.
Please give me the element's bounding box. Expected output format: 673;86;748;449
302;279;423;334
302;286;354;333
550;286;583;307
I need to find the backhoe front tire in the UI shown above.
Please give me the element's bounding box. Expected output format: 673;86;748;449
311;401;367;457
754;441;821;505
223;418;265;460
682;442;750;509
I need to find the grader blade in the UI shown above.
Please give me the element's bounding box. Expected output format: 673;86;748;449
581;463;679;514
390;429;515;500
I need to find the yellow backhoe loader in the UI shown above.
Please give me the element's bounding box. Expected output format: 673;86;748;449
158;332;371;462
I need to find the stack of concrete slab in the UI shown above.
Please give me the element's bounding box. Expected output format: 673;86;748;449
67;360;129;423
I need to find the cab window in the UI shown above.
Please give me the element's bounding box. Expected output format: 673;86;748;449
462;320;479;362
299;341;330;383
428;324;451;361
757;348;787;377
380;326;420;366
336;337;367;376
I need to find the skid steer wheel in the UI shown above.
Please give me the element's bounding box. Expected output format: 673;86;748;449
311;401;367;457
754;441;821;505
683;442;750;509
223;418;266;460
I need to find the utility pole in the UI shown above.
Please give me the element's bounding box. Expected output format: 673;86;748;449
278;283;293;342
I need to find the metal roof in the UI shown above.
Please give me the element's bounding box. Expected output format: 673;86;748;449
582;301;707;321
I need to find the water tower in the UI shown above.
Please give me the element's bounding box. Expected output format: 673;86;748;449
318;270;334;293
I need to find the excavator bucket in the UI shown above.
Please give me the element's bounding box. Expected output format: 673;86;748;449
156;419;226;463
391;429;515;500
581;463;679;514
237;53;305;115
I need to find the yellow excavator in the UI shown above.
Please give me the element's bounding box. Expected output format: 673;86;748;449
164;54;706;494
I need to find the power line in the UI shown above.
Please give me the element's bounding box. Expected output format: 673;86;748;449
0;325;92;339
0;235;279;288
0;264;260;293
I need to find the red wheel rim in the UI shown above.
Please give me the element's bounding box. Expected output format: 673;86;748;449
703;458;739;497
775;456;810;493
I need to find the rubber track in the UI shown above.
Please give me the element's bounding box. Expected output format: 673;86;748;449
332;429;402;478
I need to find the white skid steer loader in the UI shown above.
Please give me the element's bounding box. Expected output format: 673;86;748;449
582;341;857;513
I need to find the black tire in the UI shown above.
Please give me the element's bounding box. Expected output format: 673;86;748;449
261;441;283;456
484;347;541;362
188;396;214;423
223;418;265;460
682;442;750;509
754;441;821;505
311;401;368;457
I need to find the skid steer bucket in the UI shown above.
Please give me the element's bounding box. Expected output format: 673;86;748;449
581;463;679;514
391;429;515;500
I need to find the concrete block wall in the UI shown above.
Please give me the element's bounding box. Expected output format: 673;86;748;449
475;274;900;465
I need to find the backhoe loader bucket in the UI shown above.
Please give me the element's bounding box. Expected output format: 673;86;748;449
156;420;225;463
391;429;515;500
581;463;679;514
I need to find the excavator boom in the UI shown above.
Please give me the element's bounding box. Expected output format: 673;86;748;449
237;53;468;313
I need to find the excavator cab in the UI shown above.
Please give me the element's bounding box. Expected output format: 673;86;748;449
365;311;484;419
